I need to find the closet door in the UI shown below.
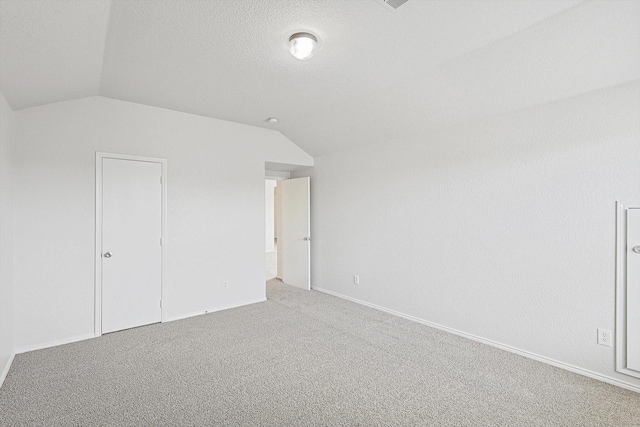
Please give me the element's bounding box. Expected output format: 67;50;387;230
626;208;640;371
101;158;162;334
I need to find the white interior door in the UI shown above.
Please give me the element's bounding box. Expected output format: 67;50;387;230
627;208;640;371
101;158;162;334
280;177;310;290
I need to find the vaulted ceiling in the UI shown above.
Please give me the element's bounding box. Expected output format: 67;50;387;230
1;0;639;156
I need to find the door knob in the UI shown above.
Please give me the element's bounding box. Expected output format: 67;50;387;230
103;252;112;258
633;246;640;254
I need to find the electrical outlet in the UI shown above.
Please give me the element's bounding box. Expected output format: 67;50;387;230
223;281;228;289
353;275;360;285
597;328;612;347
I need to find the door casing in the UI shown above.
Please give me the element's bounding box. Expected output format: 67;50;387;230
94;152;167;337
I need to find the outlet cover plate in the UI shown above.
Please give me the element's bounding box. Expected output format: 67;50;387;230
597;328;612;347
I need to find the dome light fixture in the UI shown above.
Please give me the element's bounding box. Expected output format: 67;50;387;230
288;32;318;60
266;117;278;124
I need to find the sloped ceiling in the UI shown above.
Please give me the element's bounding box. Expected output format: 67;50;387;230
0;0;110;110
1;0;639;156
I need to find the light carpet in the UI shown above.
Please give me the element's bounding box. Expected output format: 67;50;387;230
1;279;639;426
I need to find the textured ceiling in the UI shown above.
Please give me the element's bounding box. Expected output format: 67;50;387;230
1;0;639;156
0;0;110;110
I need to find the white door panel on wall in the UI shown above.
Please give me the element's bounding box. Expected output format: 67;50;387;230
616;203;640;379
280;177;310;290
626;208;640;372
101;158;162;334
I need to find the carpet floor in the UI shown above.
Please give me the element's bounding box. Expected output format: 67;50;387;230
1;279;639;426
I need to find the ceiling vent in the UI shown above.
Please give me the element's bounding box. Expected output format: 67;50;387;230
374;0;409;12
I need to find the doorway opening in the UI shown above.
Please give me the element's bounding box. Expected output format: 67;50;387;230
265;179;278;280
265;171;288;282
265;167;311;290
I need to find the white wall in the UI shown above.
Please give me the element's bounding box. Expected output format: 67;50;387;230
13;96;312;351
295;81;640;390
265;180;276;252
0;91;15;384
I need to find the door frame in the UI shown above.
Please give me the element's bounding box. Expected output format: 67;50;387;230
615;201;640;379
94;152;167;337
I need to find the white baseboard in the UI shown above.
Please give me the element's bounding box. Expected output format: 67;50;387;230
164;298;267;323
0;352;15;388
15;333;96;355
14;299;269;355
312;286;640;394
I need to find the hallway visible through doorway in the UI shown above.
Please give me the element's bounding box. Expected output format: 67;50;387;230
264;173;311;289
265;179;278;281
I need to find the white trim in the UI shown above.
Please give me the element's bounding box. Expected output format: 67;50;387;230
15;333;95;355
312;286;640;394
95;152;168;338
0;352;15;388
265;170;290;180
616;202;640;379
12;298;265;354
164;298;267;323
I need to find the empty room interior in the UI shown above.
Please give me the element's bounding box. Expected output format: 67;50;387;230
1;0;640;425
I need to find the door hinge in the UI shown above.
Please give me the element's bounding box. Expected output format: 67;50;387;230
160;237;162;246
160;175;162;184
160;300;162;308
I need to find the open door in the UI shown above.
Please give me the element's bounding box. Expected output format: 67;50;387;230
279;177;310;290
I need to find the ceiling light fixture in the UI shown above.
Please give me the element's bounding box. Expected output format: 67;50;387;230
266;117;278;124
288;32;318;60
